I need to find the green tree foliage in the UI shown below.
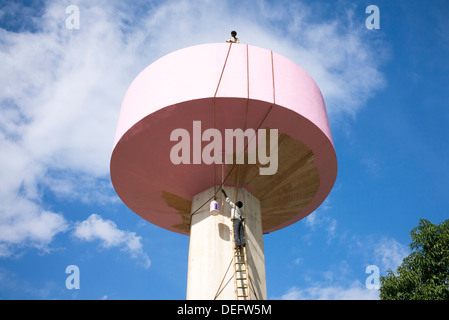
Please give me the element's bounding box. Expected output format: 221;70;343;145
379;219;449;300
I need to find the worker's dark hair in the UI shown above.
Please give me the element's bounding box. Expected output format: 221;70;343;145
236;201;243;208
231;30;237;37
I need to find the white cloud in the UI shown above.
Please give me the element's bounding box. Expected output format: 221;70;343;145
73;214;151;269
0;1;137;255
280;281;379;300
373;237;409;272
0;192;68;257
303;200;337;242
277;259;380;300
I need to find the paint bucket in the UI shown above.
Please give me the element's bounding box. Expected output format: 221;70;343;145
210;200;220;216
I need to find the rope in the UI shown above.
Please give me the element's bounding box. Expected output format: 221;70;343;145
188;47;275;222
248;274;259;300
234;44;250;207
213;48;275;300
213;42;233;197
213;257;234;300
189;103;274;219
271;50;276;104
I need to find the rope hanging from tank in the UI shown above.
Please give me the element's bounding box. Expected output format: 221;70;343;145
189;46;275;221
213;42;233;197
234;49;275;204
234;43;250;206
213;256;234;300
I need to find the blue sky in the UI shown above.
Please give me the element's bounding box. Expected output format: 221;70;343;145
0;0;448;300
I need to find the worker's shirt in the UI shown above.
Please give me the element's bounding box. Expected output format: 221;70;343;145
226;197;243;220
227;36;240;43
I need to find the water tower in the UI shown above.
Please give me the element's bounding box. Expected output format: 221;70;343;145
110;42;337;299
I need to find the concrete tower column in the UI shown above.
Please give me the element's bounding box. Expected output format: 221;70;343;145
186;186;267;300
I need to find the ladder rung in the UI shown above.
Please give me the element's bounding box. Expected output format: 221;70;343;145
238;295;248;297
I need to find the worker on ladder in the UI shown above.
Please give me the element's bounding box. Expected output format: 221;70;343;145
222;189;246;249
226;30;240;44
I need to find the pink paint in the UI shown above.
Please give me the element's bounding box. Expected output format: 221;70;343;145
110;43;337;235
